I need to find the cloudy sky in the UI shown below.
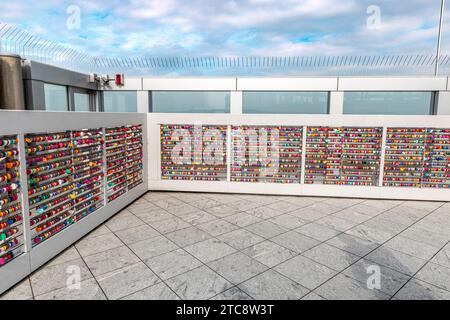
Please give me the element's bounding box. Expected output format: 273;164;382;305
0;0;449;59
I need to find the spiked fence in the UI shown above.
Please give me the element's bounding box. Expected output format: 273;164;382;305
1;22;449;76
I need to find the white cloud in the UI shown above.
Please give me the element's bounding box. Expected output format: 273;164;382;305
115;0;176;19
252;38;352;56
120;28;203;51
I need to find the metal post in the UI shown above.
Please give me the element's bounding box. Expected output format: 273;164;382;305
300;126;307;184
17;134;32;252
435;0;445;76
378;127;388;187
226;125;232;182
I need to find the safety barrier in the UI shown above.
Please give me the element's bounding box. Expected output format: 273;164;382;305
0;111;147;294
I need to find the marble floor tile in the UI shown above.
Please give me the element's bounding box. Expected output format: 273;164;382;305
208;252;268;285
415;262;450;292
34;278;106;300
114;224;160;245
153;197;186;209
384;235;441;261
128;236;178;260
166;266;233;300
301;292;325;300
75;232;124;257
145;248;202;280
269;214;309;230
223;212;262;227
210;287;253;300
315;274;389;300
245;221;288;239
204;204;240;218
96;262;160;300
246;206;284;220
30;258;93;296
196;219;239;237
342;258;411;296
239;270;309;300
345;224;396;244
166;226;212;247
295;223;340;242
271;231;320;253
302;243;360;271
180;210;217;226
148;216;190;234
394;279;450;300
274;256;337;290
47;246;82;267
0;279;33;300
431;243;450;269
242;240;297;268
325;233;379;257
121;282;180;300
105;210;144;232
84;246;140;277
185;238;237;263
217;229;265;250
366;247;427;276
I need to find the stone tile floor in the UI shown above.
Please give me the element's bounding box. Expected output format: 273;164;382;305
1;192;450;300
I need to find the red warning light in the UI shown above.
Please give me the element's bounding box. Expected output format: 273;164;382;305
115;74;124;86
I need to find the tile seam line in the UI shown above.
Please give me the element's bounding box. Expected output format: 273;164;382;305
28;277;35;300
103;220;184;300
137;192;400;287
25;249;94;298
235;199;406;272
388;238;450;299
109;194;436;282
262;200;409;294
124;199;257;300
315;200;444;296
137;214;260;301
72;245;109;300
129;195;294;299
312;201;449;300
32;192;447;300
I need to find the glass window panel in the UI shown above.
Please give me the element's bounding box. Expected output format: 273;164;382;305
151;91;230;113
243;91;329;114
343;92;434;115
44;83;68;111
103;91;137;112
73;92;90;112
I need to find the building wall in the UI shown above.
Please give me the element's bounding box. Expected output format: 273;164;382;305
21;59;450;115
102;76;449;115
